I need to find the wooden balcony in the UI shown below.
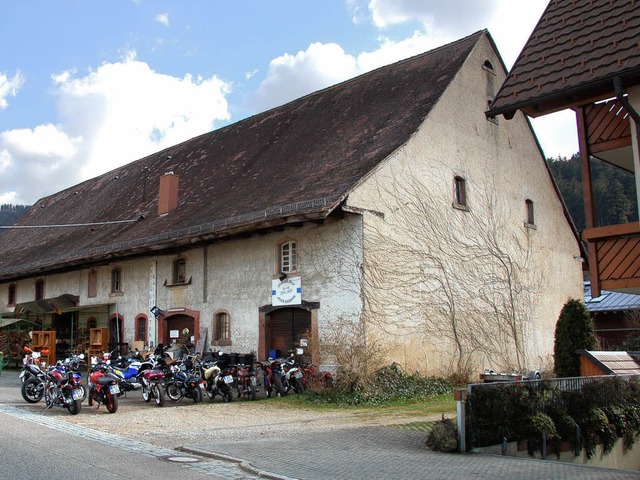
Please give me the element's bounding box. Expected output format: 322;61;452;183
582;222;640;296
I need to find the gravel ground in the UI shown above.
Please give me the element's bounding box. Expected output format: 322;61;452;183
9;375;442;450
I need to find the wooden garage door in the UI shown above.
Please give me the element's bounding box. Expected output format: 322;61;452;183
269;308;311;355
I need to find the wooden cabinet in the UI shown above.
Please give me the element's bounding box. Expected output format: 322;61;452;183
32;331;56;366
88;328;109;360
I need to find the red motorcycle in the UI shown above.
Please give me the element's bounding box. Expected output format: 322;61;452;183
87;362;120;413
234;362;258;400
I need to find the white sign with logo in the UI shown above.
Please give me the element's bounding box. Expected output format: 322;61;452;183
272;276;302;306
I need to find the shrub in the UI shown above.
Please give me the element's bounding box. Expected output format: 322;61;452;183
553;298;597;377
425;416;458;452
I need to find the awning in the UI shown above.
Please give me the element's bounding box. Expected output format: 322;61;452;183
14;294;80;315
0;316;38;328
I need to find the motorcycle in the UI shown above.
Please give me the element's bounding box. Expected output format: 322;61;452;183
19;348;43;384
164;356;204;403
234;361;258;400
136;351;166;407
281;355;305;394
22;354;86;404
43;363;84;414
195;354;234;403
87;362;120;413
107;351;143;394
261;358;287;397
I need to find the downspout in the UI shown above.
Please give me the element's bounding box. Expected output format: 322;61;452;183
613;76;640;215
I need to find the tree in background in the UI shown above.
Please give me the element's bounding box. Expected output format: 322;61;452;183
547;154;638;231
554;298;597;377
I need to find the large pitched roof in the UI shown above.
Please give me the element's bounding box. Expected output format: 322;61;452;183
0;31;487;281
487;0;640;119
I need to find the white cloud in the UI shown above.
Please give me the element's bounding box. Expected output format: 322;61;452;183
0;71;25;109
155;13;170;27
252;0;572;158
0;56;231;204
250;43;358;112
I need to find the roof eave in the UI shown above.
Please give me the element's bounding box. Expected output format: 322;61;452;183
487;68;640;120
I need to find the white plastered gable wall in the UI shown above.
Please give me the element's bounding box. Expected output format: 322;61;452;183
346;33;584;376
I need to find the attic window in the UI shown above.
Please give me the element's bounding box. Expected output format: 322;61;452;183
483;60;495;72
452;176;468;210
525;199;536;228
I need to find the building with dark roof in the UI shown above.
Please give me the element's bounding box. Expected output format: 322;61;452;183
487;0;640;299
0;31;583;375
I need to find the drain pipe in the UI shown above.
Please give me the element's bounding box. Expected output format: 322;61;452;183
613;76;640;214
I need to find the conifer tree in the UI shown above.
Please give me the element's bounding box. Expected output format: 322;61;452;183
553;298;597;377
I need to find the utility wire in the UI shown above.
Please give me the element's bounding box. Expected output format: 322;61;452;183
0;219;140;229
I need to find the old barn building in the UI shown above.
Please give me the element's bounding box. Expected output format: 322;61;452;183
0;31;583;376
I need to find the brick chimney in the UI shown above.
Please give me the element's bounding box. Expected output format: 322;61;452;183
158;172;179;215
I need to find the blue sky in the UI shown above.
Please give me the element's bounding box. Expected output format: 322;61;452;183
0;0;576;205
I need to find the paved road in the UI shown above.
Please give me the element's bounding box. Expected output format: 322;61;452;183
2;369;639;480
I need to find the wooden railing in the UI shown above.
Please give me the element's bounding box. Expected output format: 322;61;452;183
582;222;640;295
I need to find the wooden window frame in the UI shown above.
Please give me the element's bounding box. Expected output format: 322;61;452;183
280;240;298;274
212;311;231;346
135;315;148;343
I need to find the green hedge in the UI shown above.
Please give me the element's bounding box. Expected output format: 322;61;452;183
466;376;640;458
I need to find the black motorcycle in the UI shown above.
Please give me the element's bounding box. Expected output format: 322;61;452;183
164;356;204;403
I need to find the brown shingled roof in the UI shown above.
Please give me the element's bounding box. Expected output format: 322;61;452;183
488;0;640;119
0;31;487;281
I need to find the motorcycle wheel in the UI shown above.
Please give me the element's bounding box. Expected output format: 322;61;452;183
248;383;256;400
221;385;233;403
105;392;118;413
44;382;56;407
21;377;44;403
67;398;82;415
77;385;88;402
142;385;151;402
274;377;287;397
165;382;182;401
191;387;202;403
152;384;164;406
290;377;303;394
88;388;95;406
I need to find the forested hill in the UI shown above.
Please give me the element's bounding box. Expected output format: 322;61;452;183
0;204;30;230
546;155;638;232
